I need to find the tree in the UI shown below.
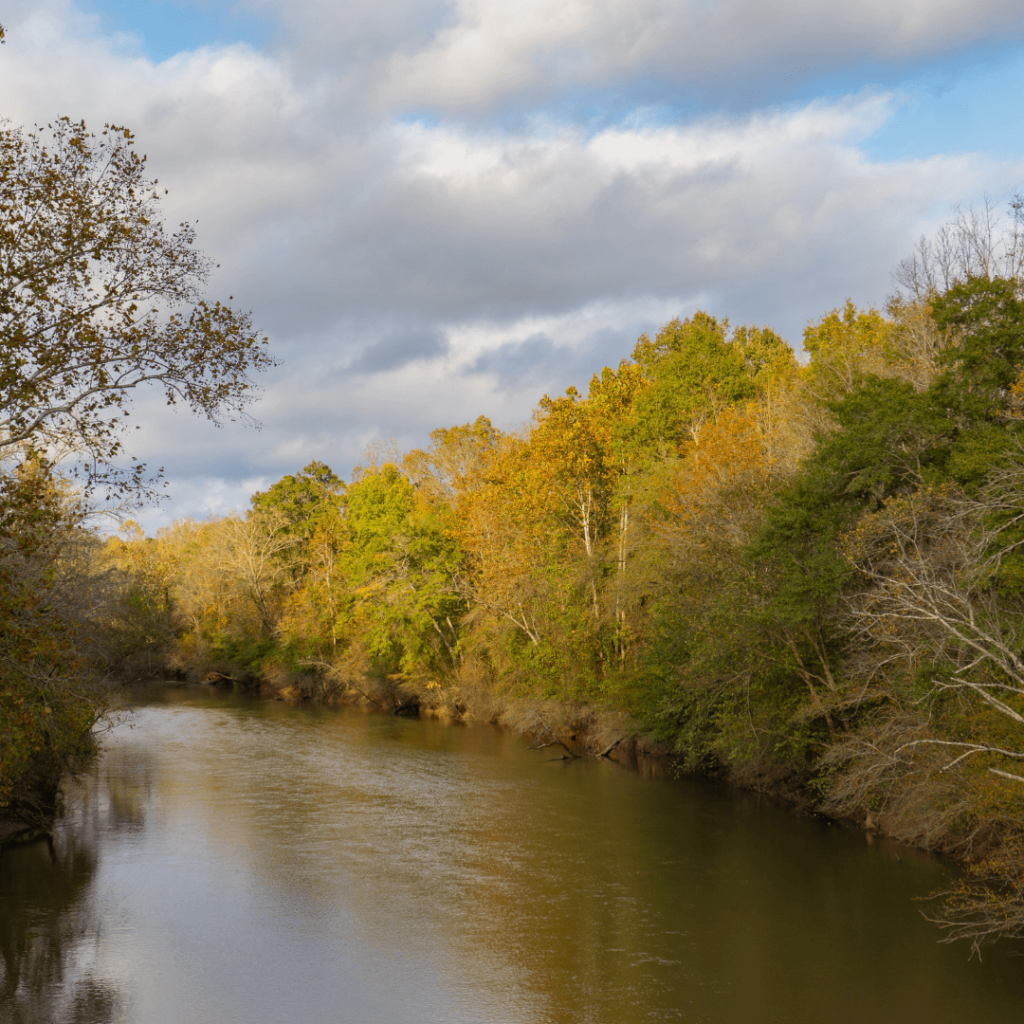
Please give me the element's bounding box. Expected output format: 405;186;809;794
0;117;273;498
893;195;1024;300
342;464;465;677
530;387;613;621
213;511;297;637
0;116;271;820
930;275;1024;424
0;464;100;814
450;432;570;663
839;458;1024;783
629;313;754;449
404;416;503;508
251;462;345;540
587;359;648;642
801;301;892;401
830;471;1024;952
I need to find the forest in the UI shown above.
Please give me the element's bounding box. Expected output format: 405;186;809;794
1;112;1023;953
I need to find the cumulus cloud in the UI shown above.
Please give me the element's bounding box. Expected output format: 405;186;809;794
0;0;1020;531
242;0;1024;112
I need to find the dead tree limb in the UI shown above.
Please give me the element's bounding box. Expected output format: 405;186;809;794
598;736;625;758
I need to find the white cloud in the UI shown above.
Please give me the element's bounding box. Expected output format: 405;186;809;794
240;0;1024;112
0;0;1021;523
131;474;273;535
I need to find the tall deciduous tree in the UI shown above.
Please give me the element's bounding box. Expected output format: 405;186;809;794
630;313;754;449
0;117;273;497
0;115;272;819
251;462;345;540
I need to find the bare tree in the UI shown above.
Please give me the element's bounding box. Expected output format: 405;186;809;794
819;463;1024;951
893;195;1024;301
845;470;1024;785
212;511;297;635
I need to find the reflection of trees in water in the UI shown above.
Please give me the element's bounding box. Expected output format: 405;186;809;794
0;834;121;1024
59;981;121;1024
95;743;153;834
0;744;155;1024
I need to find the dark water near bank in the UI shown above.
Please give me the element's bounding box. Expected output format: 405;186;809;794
2;685;1022;1023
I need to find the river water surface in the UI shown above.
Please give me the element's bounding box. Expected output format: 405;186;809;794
2;683;1023;1023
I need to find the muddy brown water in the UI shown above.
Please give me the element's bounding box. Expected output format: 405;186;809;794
1;682;1022;1023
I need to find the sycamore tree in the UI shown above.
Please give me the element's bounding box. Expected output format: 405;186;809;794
0;116;273;497
0;116;272;821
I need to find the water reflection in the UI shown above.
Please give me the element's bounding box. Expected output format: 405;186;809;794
2;684;1022;1024
0;814;125;1023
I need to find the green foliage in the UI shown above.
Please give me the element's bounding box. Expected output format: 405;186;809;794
630;313;755;451
150;263;1024;944
251;462;345;540
0;467;101;812
749;375;950;623
931;276;1024;421
340;464;465;677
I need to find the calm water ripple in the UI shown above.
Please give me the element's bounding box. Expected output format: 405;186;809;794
1;683;1022;1024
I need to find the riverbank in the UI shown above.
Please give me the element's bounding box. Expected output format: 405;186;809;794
192;662;677;776
170;660;1018;954
184;662;901;828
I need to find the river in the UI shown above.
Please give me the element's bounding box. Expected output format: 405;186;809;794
1;683;1022;1023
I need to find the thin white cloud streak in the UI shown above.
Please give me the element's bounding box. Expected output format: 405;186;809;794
0;0;1022;528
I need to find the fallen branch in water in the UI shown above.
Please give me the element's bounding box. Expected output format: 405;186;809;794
598;736;625;759
529;725;578;759
204;671;239;684
343;681;385;708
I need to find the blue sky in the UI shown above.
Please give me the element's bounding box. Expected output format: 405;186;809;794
87;0;268;59
2;0;1024;527
864;48;1024;163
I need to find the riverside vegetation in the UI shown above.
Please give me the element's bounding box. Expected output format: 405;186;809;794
0;116;271;835
1;112;1022;954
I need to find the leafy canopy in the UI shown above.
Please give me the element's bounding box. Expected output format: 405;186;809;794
0;117;274;498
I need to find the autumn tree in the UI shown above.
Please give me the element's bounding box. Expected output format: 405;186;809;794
0;117;272;497
443;428;598;691
528;387;614;622
0;465;100;815
404;416;503;509
97;520;180;679
586;360;648;643
0;116;272;821
212;511;296;637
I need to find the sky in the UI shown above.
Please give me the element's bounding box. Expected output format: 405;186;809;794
1;0;1023;530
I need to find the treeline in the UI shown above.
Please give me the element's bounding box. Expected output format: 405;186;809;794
111;207;1024;949
0;107;1021;948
